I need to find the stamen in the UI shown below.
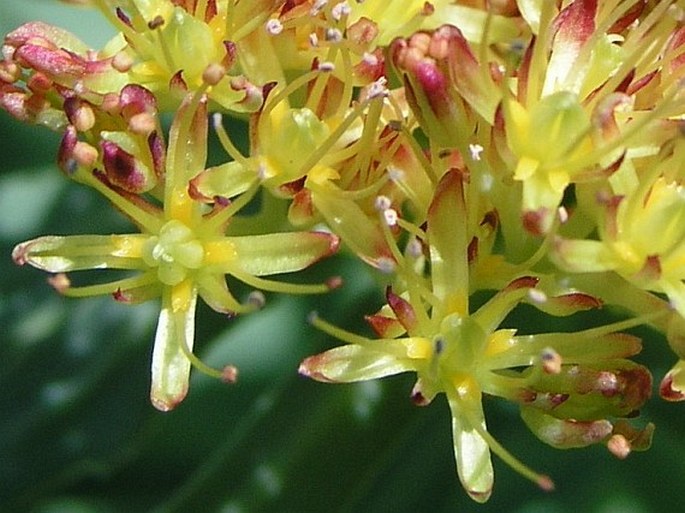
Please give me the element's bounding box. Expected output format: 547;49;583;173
231;268;336;295
308;312;409;357
212;113;250;167
177;327;237;381
82;172;163;234
202;179;260;233
62;273;159;298
451;391;555;492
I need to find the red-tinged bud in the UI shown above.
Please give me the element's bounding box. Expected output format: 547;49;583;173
58;125;79;175
148;130;166;179
26;72;53;95
522;208;551;236
533;292;603;317
608;0;646;34
63;97;96;132
354;49;385;83
287;189;315;226
505;275;540;292
14;43;85;80
0;61;20;83
522;406;613;449
100;140;155;192
660;365;685;401
592;93;633;142
410;383;431;406
610;419;654;452
0;84;32;121
391;34;457;146
365;313;404;338
386;288;418;334
222;41;238;70
230;76;266;111
119;84;157;120
666;26;685;74
169;70;189;94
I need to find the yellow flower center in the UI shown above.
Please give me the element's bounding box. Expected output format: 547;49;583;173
142;220;205;286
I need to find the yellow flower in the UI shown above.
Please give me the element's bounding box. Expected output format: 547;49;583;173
13;87;339;411
300;170;652;501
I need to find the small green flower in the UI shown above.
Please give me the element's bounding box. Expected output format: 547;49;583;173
299;170;652;501
13;88;339;411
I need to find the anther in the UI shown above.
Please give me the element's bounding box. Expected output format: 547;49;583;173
48;273;71;294
406;238;423;258
528;288;548;304
247;290;266;309
265;19;284;35
366;77;389;99
374;195;392;211
331;2;351;21
221;365;239;384
325;28;343;43
202;63;226;86
128;112;156;135
147;15;165;30
311;0;328;16
469;143;484;161
111;51;134;72
607;434;631;459
557;206;569;224
541;347;562;374
212;112;223;130
73;141;98;167
434;336;445;355
376;257;396;274
383;209;398;227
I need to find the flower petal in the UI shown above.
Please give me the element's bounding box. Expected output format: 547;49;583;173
299;344;415;383
447;395;494;503
521;406;613;449
428;170;469;316
12;234;150;272
150;284;197;411
229;231;339;276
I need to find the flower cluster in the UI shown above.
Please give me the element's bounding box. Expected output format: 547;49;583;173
2;0;685;503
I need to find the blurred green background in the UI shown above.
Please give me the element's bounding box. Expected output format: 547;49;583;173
1;2;684;512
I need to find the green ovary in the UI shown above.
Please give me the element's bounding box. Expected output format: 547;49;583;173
142;220;205;286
